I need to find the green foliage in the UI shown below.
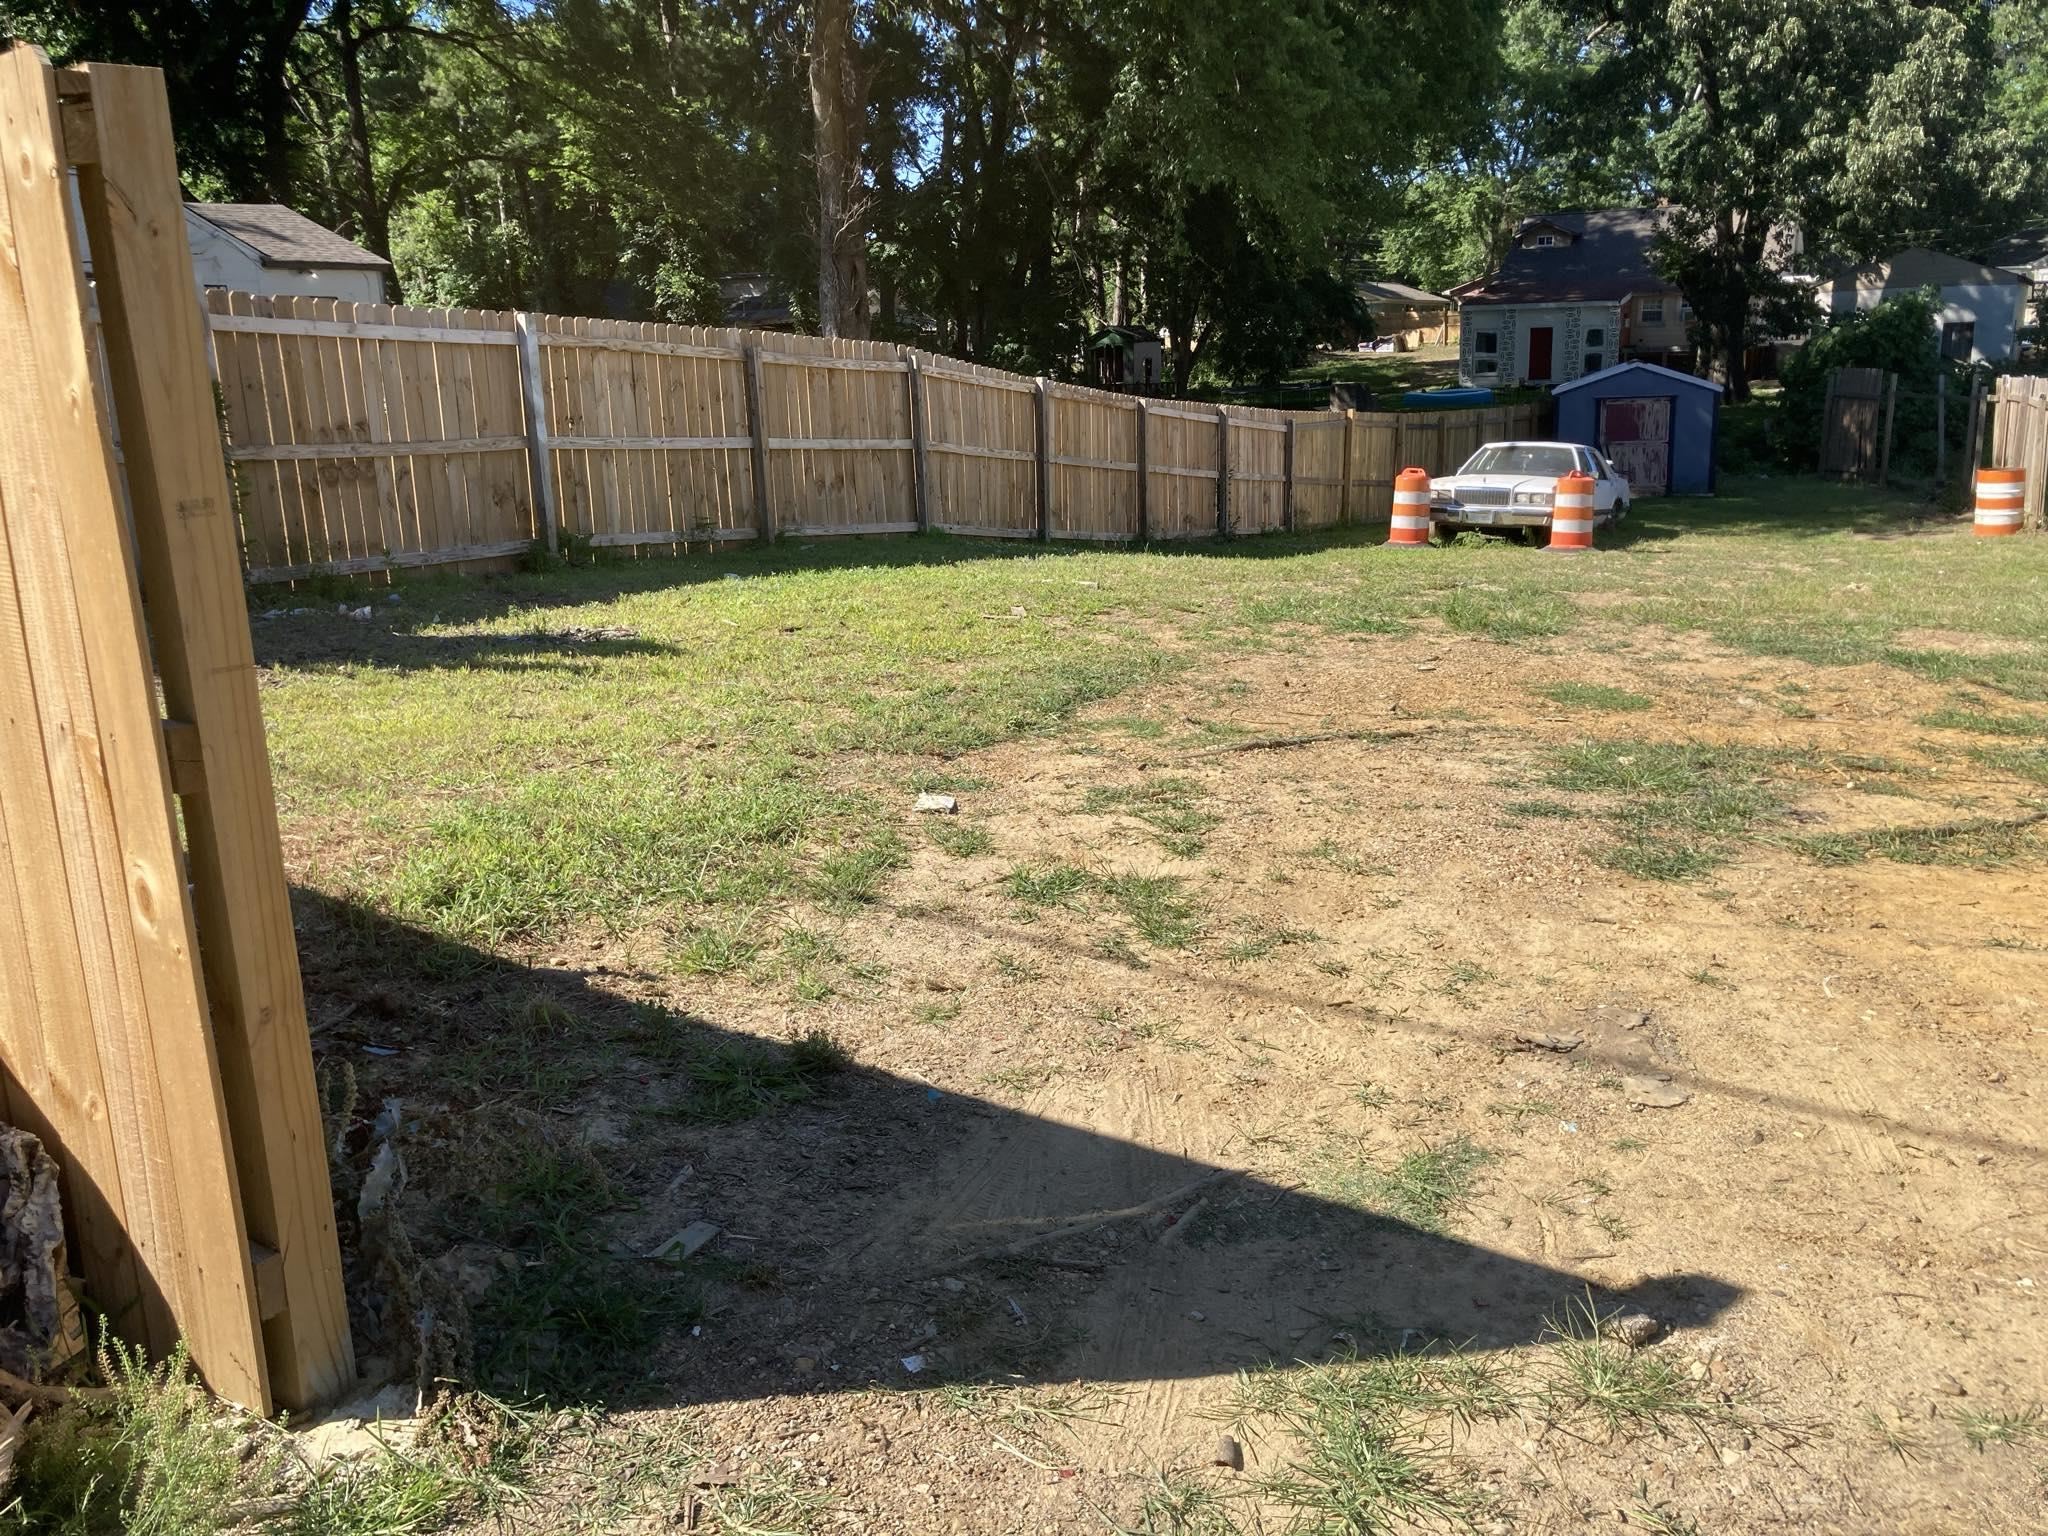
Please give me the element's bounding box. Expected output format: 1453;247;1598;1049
1779;289;1962;472
6;1341;241;1536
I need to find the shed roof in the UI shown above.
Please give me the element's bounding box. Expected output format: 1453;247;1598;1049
1457;208;1675;306
1552;360;1723;397
186;203;391;271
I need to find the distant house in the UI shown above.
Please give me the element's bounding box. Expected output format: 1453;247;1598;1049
1982;228;2047;333
720;272;797;330
1087;325;1164;393
183;203;390;303
1451;209;1693;388
1818;248;2029;364
1356;281;1454;349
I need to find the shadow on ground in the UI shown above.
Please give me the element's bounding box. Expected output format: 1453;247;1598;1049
296;890;1741;1410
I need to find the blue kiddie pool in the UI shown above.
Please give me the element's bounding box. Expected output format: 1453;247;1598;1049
1403;387;1495;407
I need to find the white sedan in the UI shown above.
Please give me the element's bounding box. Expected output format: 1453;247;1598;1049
1428;441;1630;535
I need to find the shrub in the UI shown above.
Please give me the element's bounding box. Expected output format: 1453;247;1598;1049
1778;288;1968;477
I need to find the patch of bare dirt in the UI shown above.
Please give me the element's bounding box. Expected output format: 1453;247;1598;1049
330;625;2048;1534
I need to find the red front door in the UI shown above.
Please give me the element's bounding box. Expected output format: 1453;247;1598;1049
1527;326;1554;382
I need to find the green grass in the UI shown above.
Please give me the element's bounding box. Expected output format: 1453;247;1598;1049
1003;862;1092;909
1921;705;2048;737
1442;586;1571;641
1954;1403;2046;1451
1079;775;1218;856
1539;1296;1733;1438
1;1341;550;1535
1968;744;2048;786
1793;813;2044;869
927;820;993;858
1314;1136;1494;1234
1533;681;1654;712
260;477;2048;974
1545;740;1782;879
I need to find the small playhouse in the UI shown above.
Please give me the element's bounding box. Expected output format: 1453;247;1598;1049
1552;360;1722;496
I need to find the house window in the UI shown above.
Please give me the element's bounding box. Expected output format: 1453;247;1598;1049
1474;330;1499;354
1641;297;1666;324
1679;301;1694;322
1585;327;1605;348
1532;234;1558;248
1941;320;1976;361
1583;352;1603;375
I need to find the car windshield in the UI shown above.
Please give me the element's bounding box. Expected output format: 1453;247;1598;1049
1456;444;1578;478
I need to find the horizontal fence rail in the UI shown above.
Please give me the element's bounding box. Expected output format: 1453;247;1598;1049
198;293;1550;580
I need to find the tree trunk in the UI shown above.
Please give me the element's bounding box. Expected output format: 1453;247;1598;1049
254;0;316;201
332;1;398;290
808;0;870;339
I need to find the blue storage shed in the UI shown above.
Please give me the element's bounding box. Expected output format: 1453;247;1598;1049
1552;361;1723;496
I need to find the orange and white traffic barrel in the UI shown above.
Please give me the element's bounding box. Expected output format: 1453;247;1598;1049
1975;467;2025;537
1389;467;1432;547
1546;471;1597;551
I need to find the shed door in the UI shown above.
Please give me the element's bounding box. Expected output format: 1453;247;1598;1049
1598;396;1673;495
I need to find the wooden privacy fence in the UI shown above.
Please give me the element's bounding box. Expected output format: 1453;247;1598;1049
203;295;1549;580
0;46;348;1414
1821;366;1897;483
1992;375;2048;531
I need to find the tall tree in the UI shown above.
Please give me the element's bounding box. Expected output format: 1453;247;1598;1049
808;0;870;336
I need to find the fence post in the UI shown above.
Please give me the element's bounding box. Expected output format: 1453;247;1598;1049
67;56;351;1412
1821;370;1841;475
1216;404;1232;538
1340;408;1356;526
1283;419;1297;534
513;312;558;554
1135;398;1150;541
1936;371;1948;485
1035;377;1053;540
1967;372;1988;478
744;342;774;540
1878;372;1898;486
905;350;931;533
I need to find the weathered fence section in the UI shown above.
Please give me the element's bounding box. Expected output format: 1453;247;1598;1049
201;297;1549;577
1;46;348;1414
1992;375;2048;531
1821;366;1897;482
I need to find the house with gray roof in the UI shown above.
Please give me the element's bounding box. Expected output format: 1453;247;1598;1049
1818;247;2029;363
182;203;391;303
1450;209;1692;388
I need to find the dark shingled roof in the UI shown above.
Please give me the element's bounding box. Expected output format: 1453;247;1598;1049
187;203;391;271
1357;280;1449;307
1459;209;1674;306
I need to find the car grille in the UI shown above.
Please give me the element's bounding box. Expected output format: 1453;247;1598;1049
1454;487;1513;507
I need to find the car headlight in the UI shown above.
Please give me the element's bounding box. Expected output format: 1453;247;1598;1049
1429;487;1455;502
1512;490;1551;507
